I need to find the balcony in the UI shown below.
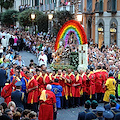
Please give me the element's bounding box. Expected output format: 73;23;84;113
39;3;55;12
58;5;76;14
107;0;117;13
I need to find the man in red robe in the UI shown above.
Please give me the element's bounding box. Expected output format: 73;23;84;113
49;70;56;83
73;70;82;107
101;66;108;94
88;67;96;100
1;78;16;105
34;69;42;96
94;66;104;102
37;70;50;96
79;68;87;105
38;84;56;120
27;72;38;112
66;69;75;107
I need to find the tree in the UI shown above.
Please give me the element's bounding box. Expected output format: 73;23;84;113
37;14;48;32
18;9;48;32
1;10;19;27
0;0;4;12
3;0;14;10
53;11;74;35
0;0;14;12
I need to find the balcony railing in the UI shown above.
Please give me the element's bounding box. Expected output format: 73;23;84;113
39;3;76;14
39;3;55;12
58;5;75;14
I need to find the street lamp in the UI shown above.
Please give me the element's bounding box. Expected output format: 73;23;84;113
77;14;82;22
48;13;53;20
48;13;53;40
31;12;36;35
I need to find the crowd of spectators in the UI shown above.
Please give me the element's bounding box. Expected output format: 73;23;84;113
0;102;37;120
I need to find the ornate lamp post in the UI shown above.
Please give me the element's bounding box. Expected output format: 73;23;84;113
77;14;82;22
48;13;53;40
31;12;36;35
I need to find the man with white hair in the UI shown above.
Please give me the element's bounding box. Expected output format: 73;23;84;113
38;84;57;120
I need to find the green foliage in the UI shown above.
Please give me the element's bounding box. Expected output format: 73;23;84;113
69;52;79;69
0;12;3;21
50;64;75;71
0;0;14;11
37;14;48;32
18;9;48;32
53;11;74;35
1;10;19;27
25;28;29;31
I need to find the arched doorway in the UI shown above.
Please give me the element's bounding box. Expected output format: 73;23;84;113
97;19;104;49
110;18;118;45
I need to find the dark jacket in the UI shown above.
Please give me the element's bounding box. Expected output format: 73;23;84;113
110;108;120;116
114;113;120;120
85;110;97;120
11;90;26;110
78;109;90;120
0;68;7;87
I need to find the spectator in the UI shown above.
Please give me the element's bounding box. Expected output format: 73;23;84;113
5;109;13;120
22;109;31;119
29;111;37;120
15;56;25;67
0;43;3;58
1;36;7;52
0;67;8;94
9;36;14;48
8;101;16;113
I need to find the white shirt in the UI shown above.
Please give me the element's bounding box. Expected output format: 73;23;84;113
38;54;47;67
0;45;3;53
1;38;7;47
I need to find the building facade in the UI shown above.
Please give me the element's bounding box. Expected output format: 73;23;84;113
94;0;120;48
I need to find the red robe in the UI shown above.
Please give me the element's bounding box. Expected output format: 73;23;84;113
66;73;75;97
87;72;96;95
38;90;56;120
95;70;104;93
37;74;50;96
74;74;82;97
27;78;38;104
49;73;55;83
10;68;14;76
1;83;14;105
81;73;87;93
101;70;108;93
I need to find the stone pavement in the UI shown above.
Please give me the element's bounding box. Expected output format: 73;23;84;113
19;51;38;66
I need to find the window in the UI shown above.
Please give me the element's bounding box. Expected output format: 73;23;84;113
112;0;116;12
99;0;103;12
87;0;92;12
